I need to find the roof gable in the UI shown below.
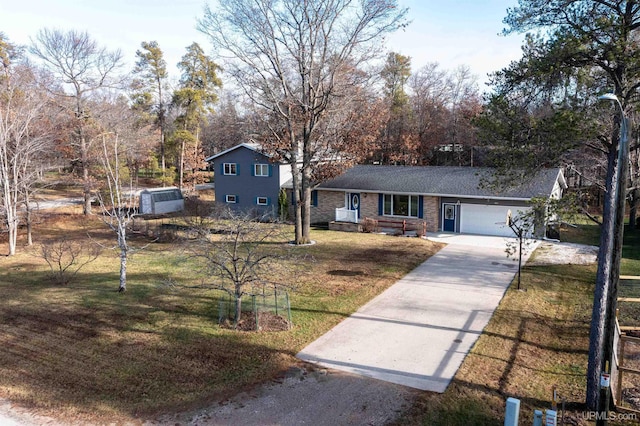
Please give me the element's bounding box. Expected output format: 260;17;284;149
205;142;264;162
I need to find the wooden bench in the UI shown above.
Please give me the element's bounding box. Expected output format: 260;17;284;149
363;217;426;236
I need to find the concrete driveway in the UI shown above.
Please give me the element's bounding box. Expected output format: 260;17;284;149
297;233;537;393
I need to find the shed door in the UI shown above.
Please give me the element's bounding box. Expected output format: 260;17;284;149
460;204;530;237
140;193;152;214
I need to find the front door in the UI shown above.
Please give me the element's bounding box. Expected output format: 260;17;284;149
443;203;457;232
347;193;361;219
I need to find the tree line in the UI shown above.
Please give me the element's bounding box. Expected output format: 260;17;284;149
0;0;485;252
1;0;636;253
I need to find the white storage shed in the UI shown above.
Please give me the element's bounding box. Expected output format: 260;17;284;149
139;187;184;215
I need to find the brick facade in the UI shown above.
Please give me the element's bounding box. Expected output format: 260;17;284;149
311;190;344;223
287;190;346;224
423;196;439;232
309;190;441;232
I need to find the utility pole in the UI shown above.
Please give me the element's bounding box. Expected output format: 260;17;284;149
590;93;630;424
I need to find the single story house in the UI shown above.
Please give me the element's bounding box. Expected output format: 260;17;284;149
306;165;566;237
205;143;291;217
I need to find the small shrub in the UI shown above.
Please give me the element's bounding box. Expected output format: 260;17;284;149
361;218;378;233
154;225;180;243
37;237;102;285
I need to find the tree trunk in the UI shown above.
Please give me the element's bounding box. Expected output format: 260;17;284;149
118;248;127;292
160;129;166;187
118;224;127;293
300;126;312;244
234;294;242;325
159;95;166;187
81;135;92;215
179;139;185;190
5;211;17;256
587;148;616;409
301;168;312;244
25;198;33;246
289;155;303;244
0;169;16;255
586;115;629;410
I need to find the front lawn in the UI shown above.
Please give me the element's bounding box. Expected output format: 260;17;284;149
4;207;639;425
0;209;442;423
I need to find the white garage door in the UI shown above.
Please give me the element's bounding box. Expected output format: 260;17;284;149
460;204;530;237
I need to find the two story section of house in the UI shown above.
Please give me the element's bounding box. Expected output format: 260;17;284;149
205;143;291;217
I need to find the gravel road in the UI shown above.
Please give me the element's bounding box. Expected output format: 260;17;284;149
147;365;418;426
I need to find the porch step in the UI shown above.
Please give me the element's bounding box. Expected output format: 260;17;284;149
328;221;361;233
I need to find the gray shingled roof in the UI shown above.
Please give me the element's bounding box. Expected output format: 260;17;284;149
317;165;564;200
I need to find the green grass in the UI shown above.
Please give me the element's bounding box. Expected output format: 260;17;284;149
5;207;640;424
0;211;441;423
561;221;601;246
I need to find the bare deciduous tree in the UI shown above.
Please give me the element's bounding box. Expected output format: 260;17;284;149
186;211;292;325
198;0;408;244
201;93;248;155
38;237;102;285
406;63;481;166
30;29;123;215
93;96;154;292
0;35;53;255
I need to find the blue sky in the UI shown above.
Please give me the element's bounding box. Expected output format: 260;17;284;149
0;0;525;88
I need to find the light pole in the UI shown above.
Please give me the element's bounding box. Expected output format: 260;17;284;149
590;93;630;423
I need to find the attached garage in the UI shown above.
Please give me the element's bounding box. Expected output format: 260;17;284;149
311;164;567;237
459;203;531;237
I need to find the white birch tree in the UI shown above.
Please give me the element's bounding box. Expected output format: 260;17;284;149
93;96;154;292
0;35;52;255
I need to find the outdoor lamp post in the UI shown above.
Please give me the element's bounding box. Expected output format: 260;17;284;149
592;93;630;423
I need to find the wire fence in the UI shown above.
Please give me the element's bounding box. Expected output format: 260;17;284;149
218;288;292;331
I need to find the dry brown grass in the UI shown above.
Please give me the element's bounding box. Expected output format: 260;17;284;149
394;263;596;425
0;208;441;423
4;201;623;425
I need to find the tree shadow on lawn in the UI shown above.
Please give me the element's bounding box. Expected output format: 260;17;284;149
0;263;307;419
394;314;590;426
0;296;296;423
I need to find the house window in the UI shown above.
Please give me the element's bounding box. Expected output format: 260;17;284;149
256;196;269;206
223;163;237;175
225;195;237;203
254;164;269;177
383;194;419;217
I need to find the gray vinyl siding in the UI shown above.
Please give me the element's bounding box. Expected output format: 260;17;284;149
213;146;281;217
